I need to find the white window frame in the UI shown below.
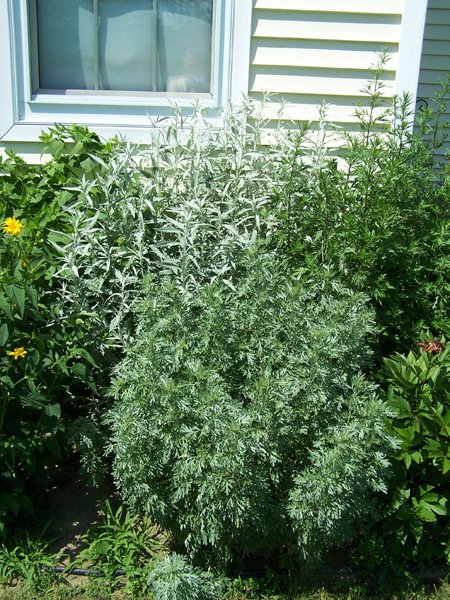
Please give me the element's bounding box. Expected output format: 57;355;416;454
0;0;252;144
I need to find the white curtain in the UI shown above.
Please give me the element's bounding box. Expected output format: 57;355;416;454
36;0;213;92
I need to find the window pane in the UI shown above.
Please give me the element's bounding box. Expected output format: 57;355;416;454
37;0;96;89
35;0;214;93
159;0;213;93
99;0;155;91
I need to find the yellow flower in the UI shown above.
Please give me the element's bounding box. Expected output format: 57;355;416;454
8;347;27;360
3;217;24;236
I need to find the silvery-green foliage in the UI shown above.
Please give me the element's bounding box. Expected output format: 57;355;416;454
108;247;390;566
53;141;155;350
147;553;222;600
140;101;279;293
54;101;284;351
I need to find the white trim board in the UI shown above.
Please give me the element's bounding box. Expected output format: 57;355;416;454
395;0;429;117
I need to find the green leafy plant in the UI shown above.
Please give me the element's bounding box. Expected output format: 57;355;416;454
0;125;113;535
53;101;277;357
108;247;389;567
380;334;450;566
147;553;223;600
74;500;169;596
58;72;450;364
0;535;58;591
268;60;450;357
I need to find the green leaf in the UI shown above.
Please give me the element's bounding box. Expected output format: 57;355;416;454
44;404;61;419
71;362;87;380
0;376;14;390
393;425;416;445
404;453;412;469
71;347;99;368
388;393;412;418
411;450;423;464
0;323;9;346
93;540;110;556
18;494;34;516
414;502;437;523
430;502;447;517
0;294;12;319
21;385;47;410
47;230;71;246
9;285;25;317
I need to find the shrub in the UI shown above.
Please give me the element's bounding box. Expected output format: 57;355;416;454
58;78;450;364
0;126;113;534
147;553;223;600
368;333;450;569
54;102;276;354
268;74;450;357
108;247;389;566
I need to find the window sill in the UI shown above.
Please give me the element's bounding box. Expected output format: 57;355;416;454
31;91;216;107
1;117;225;145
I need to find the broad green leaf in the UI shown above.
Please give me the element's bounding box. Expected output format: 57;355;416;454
93;540;110;556
430;502;447;517
0;376;14;390
20;390;47;410
44;403;61;419
414;502;437;523
71;347;98;367
403;453;412;469
0;323;9;346
0;295;12;319
393;425;416;445
9;285;25;317
411;451;422;464
388;394;412;418
71;362;87;380
48;230;71;246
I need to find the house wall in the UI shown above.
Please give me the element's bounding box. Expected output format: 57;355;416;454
416;0;450;158
249;0;404;127
1;1;444;160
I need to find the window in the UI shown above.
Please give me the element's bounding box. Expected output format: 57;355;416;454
0;0;252;144
31;0;214;94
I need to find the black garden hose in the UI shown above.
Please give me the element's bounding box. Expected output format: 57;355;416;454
52;565;126;577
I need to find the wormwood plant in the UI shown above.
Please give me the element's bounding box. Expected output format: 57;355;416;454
53;101;282;358
108;247;390;567
147;553;223;600
269;61;450;357
57;74;450;365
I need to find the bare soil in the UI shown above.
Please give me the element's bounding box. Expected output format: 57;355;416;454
44;476;118;561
